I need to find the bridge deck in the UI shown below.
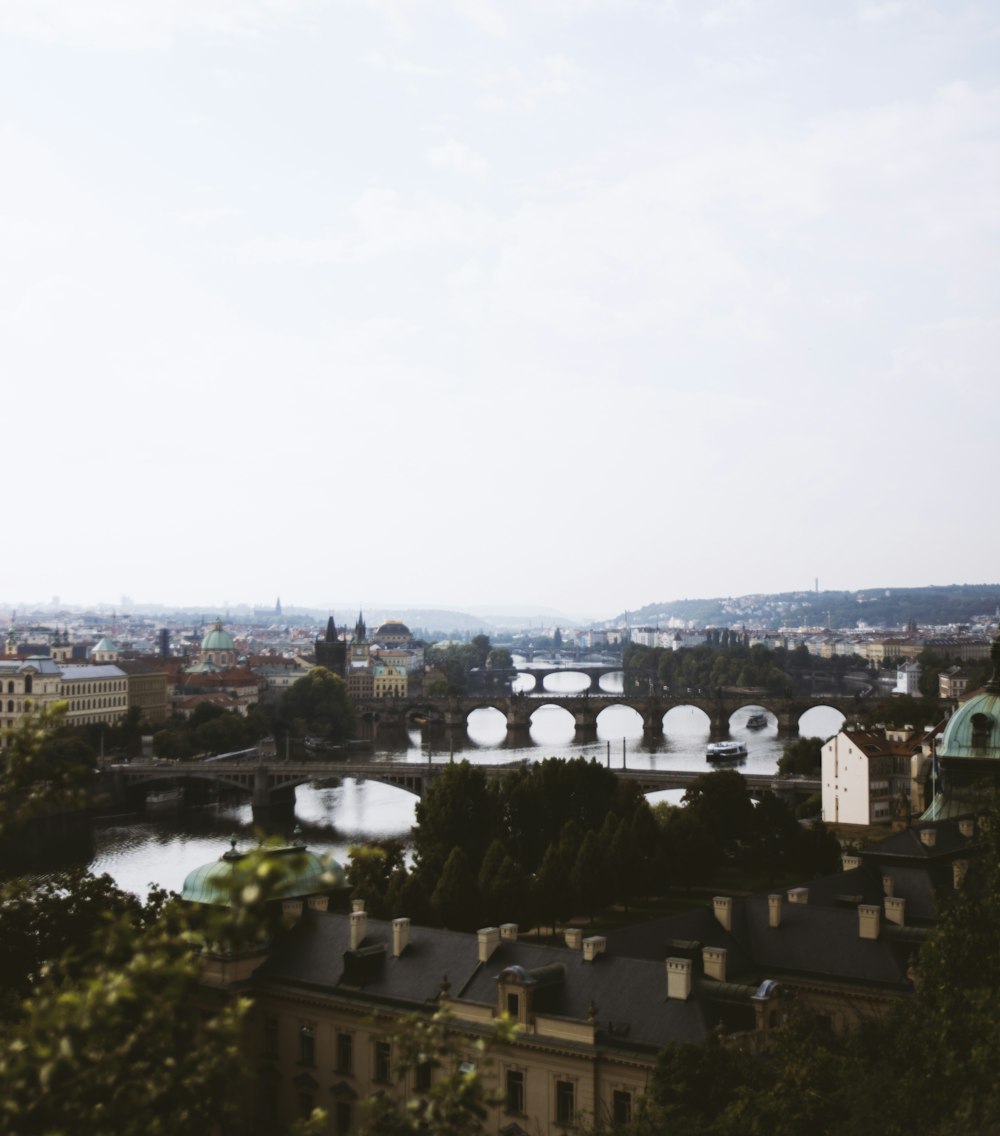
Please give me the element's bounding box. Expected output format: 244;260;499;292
110;757;819;798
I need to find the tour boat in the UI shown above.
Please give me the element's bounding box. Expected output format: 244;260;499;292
746;713;768;729
706;741;748;761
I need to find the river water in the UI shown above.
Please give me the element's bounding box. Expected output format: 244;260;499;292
88;666;845;900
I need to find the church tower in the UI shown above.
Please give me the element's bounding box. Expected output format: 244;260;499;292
315;615;347;676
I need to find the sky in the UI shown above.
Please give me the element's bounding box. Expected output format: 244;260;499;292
2;0;998;621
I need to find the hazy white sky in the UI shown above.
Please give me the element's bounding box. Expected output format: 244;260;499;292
2;0;998;620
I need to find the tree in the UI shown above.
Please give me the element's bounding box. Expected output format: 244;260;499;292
778;736;824;777
413;762;502;883
0;703;92;840
682;769;756;849
486;647;513;670
431;847;481;931
280;666;356;741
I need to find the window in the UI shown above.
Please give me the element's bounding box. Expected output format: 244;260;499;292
336;1031;353;1075
613;1090;632;1125
374;1040;391;1083
334;1101;352;1136
299;1024;315;1066
505;1069;525;1115
506;992;520;1018
263;1017;278;1058
298;1092;315;1121
415;1061;432;1093
556;1079;575;1125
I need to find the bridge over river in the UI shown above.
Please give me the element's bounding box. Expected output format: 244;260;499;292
356;690;860;739
106;756;820;809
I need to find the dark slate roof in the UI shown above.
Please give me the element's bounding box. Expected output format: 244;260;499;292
252;912;748;1053
457;937;718;1050
254;912;482;1009
606;889;915;991
739;894;911;987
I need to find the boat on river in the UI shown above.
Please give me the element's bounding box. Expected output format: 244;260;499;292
746;713;768;729
706;741;748;761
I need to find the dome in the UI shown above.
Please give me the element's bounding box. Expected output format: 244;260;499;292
201;620;236;653
181;837;346;907
938;687;1000;760
375;620;411;641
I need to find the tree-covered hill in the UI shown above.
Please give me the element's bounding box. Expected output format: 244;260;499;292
618;583;1000;631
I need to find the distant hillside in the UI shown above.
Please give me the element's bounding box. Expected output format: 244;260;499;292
618;584;1000;632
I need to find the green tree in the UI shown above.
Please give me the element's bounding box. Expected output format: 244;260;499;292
486;646;513;670
431;847;481;931
413;762;502;883
348;840;408;919
778;736;824;776
280;666;356;741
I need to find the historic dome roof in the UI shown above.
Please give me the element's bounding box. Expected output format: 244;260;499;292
181;836;346;907
375;620;411;640
938;687;1000;760
92;637;118;655
201;620;236;653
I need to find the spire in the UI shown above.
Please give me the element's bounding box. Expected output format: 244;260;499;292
355;610;366;642
325;615;336;642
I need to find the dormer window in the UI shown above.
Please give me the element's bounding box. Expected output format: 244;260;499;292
971;713;993;750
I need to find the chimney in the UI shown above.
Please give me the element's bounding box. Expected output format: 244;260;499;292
919;828;937;848
282;898;304;919
392;917;411;957
768;894;782;929
564;928;583;950
882;876;894;898
477;927;501;962
352;898;366;913
842;854;862;871
702;946;727;982
350;909;368;950
787;887;809;905
858;904;880;940
582;936;607;962
953;859;969;889
500;923;519;942
666;957;692;1001
884;896;906;926
308;895;329;912
959;819;975;839
713;896;732;932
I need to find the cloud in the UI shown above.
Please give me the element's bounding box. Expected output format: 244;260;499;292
427;137;490;177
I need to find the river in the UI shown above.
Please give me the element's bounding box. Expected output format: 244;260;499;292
86;664;845;900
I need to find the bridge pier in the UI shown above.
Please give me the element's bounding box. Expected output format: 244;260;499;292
776;712;800;738
709;710;731;739
642;709;663;737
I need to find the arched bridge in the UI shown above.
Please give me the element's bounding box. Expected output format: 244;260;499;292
359;690;859;738
516;665;623;694
106;757;819;808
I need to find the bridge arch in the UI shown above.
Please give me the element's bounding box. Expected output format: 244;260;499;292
797;703;846;739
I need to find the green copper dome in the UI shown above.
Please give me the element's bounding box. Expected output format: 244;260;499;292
201;620;236;653
938;688;1000;760
181;836;346;907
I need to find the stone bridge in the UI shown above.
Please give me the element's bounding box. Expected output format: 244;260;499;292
516;664;623;694
105;757;820;808
357;690;859;739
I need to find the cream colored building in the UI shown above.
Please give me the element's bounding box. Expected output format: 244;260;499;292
59;664;129;729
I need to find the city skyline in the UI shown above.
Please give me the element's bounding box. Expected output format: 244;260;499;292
3;1;998;616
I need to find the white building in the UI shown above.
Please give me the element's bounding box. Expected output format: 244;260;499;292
894;660;922;696
822;728;929;826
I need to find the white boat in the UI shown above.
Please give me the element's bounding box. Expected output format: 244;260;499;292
706;741;748;761
746;713;768;729
146;786;184;808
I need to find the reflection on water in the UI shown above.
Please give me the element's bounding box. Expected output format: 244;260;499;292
88;699;844;899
